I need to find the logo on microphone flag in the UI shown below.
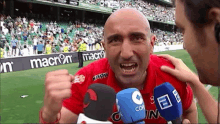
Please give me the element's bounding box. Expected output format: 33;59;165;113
157;94;173;110
173;89;181;103
83;89;97;109
132;91;143;105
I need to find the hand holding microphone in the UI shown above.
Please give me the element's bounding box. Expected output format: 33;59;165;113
116;88;146;124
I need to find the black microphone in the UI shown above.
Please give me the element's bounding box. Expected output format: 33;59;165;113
77;83;116;123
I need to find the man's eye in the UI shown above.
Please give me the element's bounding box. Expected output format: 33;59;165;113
110;39;120;43
133;36;144;41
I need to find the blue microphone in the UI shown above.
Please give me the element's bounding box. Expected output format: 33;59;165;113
116;88;146;124
154;82;183;124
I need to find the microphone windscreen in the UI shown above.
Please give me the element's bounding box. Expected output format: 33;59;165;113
154;82;182;121
83;83;116;121
116;88;146;123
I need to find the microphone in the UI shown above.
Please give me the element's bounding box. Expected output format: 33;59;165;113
153;82;183;124
116;88;146;124
77;83;116;124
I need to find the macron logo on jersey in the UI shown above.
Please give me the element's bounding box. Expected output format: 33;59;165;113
157;94;172;110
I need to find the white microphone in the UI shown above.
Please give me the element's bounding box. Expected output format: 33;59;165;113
77;113;112;124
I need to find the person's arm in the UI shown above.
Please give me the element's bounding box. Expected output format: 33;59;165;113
188;79;218;123
41;106;78;123
182;100;198;123
157;54;218;123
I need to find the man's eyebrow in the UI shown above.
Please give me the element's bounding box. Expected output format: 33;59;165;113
107;34;121;41
129;32;146;37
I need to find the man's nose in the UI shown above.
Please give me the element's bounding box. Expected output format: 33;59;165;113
120;40;134;59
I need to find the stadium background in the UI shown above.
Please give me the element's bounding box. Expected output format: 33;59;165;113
0;0;217;123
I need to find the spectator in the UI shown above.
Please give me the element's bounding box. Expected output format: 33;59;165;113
4;41;10;57
95;42;101;50
0;45;4;58
33;35;38;54
59;44;63;53
61;28;64;34
82;41;87;51
45;41;52;54
37;41;44;54
70;43;76;52
21;45;29;56
1;35;6;48
55;44;60;53
87;36;93;51
11;35;18;56
63;43;69;53
23;32;28;43
17;36;22;56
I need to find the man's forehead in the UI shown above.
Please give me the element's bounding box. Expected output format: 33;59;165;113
104;8;150;35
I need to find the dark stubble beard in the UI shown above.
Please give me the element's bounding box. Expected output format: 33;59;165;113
116;71;147;90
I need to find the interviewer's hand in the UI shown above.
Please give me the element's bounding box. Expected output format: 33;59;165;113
157;54;199;84
183;119;191;124
42;69;74;122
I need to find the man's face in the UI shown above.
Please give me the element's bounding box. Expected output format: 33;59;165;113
104;10;152;88
175;0;219;85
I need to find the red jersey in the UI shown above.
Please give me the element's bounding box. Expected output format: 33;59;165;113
63;54;193;123
30;22;34;28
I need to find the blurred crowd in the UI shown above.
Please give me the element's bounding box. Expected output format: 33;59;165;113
0;15;103;58
54;0;175;23
152;28;183;46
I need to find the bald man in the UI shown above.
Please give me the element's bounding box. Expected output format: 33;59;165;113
40;8;198;123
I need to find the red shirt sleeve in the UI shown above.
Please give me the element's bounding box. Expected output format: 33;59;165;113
180;83;193;110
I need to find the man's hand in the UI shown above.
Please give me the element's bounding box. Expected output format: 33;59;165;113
157;54;199;84
42;69;74;122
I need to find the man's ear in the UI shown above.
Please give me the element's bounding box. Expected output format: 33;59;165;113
208;8;220;23
150;34;156;54
208;8;220;43
101;40;106;51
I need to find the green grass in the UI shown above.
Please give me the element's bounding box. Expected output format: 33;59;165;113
1;61;94;123
0;49;217;123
